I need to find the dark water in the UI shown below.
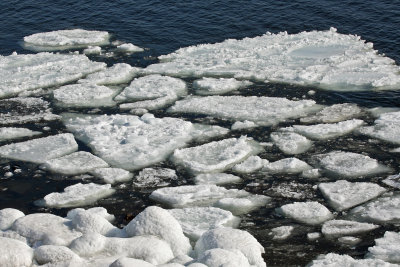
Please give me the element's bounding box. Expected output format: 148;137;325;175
1;1;400;266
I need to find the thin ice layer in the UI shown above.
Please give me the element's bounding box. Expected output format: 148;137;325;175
308;253;397;267
79;63;141;85
62;113;228;170
168;95;319;126
0;133;78;164
270;131;312;154
146;28;400;91
193;77;252;95
358;111;400;145
368;231;400;263
318;180;387;211
23;29;110;51
0;127;41;141
321;220;379;238
276;201;334;225
0;52;106;98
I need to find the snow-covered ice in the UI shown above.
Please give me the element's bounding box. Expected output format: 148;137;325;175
194;173;242;185
132;168;177;187
193;77;252;95
0;208;25;231
0;133;78;164
79;63;140;85
358;111;400;145
0;237;33;267
270;226;294;240
307;253;397;267
368;231;400;263
232;155;268;173
300;103;362;123
0;127;41;142
91;168;133;184
270;131;313;154
116;43;144;53
318;180;387;211
214;195;271;215
276;201;334;225
34;245;80;265
263;157;312;174
321;220;379;238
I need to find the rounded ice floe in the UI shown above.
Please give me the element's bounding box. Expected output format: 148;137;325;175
318;180;387;211
53;83;117;108
194;227;266;267
146;28;400;91
300;103;362;124
0;53;106;98
41;151;109;175
116;43;144;53
231;120;258;130
42;183;115;208
321;220;379;238
168;207;240;240
358;111;400;145
110;257;156;267
168;95;320;126
91;167;133;184
0;237;33;267
193;77;252;95
263;157;312;174
194;173;242;185
314;151;390;178
149;184;250;208
132;168;177;187
307;253;397;266
367;231;400;263
270;225;294;240
270;131;312;154
83;45;102;55
67;207;115;222
0;127;41;142
0;208;25;231
0;133;78;164
23;29;110;51
79;63;141;85
124;206;192;256
276;201;334;225
195;248;251;267
34;245;80;265
232;155;268;174
214;195;271;215
12;213;81;246
171;137;263;174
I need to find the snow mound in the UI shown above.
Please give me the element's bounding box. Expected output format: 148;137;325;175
79;63;141;85
91;168;133;184
0;127;41;142
193;77;252;95
270;131;312;154
300;103;362;123
368;231;400;263
276;201;334;225
321;220;379;238
358;111;400;145
194;173;242;185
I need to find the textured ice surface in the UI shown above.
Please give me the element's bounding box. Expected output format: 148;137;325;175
368;231;400;263
195;248;251;267
214;195;271;215
382;174;400;189
358;111;400;145
193;77;252;95
124;206;192;256
286;119;364;140
300;103;362;123
313;151;390;177
34;245;80;265
146;28;400;91
0;208;25;231
116;43;144;53
194;227;266;267
318;180;387;211
270;226;294;240
168;207;240;240
23;29;110;51
79;63;140;85
133;168;177;187
263;157;312;174
307;253;397;267
232;155;268;173
270;131;313;154
42;183;115;208
0;133;78;164
0;52;106;98
42;151;109;175
172;137;263;174
91;168;133;184
0;127;41;141
194;173;242;185
321;220;379;238
277;201;334;225
169;95;319;126
349;194;400;224
63;113;228;170
0;237;33;267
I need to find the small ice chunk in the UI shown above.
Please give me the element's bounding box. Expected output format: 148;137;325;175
358;111;400;145
270;131;312;154
195;248;251;267
116;43;144;53
0;208;25;231
301;103;362;123
34;245;80;265
318;180;387;211
194;227;266;267
307;253;397;266
321;220;379;238
276;201;334;225
83;45;102;55
171;137;263;174
263;157;312;174
132;168;177;187
369;107;400;118
368;231;400;263
302;168;321;179
0;133;78;164
124;206;192;256
390;147;400;153
79;63;140;85
382;173;400;189
338;236;362;246
91;168;133;184
67;207;115;222
231;120;258;130
23;29;110;51
42;183;115;208
214;195;271;215
193;77;252;95
168;207;240;240
41;151;109;175
194;173;242;185
0;237;33;266
0;127;41;141
270;226;294;240
307;232;321;241
232;155;268;174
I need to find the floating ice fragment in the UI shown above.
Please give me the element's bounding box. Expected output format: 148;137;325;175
194;173;242;185
231;120;258;130
338;236;362;246
367;231;400;263
41;183;115;208
270;226;294;240
91;168;133;184
382;174;400;189
0;208;25;231
318;180;387;211
358;111;400;145
214;195;271;215
270;131;312;154
193;77;252;95
232;155;268;174
0;127;41;142
307;253;397;266
390;147;400;153
0;133;78;164
0;237;33;267
266;182;315;199
116;43;144;53
276;201;334;225
263;157;312;174
23;29;110;51
83;45;102;55
321;220;379;238
195;248;251;267
368;107;400;118
307;232;321;241
132;168;177;187
300;103;362;123
79;63;141;85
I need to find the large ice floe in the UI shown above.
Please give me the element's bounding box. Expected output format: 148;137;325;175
62;113;228;170
358;111;400;145
0;52;105;98
193;77;252;95
23;29;110;51
146;28;400;91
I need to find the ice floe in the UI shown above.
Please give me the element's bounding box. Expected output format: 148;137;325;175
132;167;177;187
193;77;252;95
270;131;313;154
368;231;400;263
276;201;334;225
23;29;110;51
41;183;115;208
263;157;312;174
307;253;397;266
79;63;140;85
0;52;106;98
0;133;78;164
146;28;400;91
232;155;268;174
321;220;379;238
318;180;387;211
382;174;400;189
231;120;258;130
194;173;242;185
358;111;400;145
116;43;144;53
41;151;109;175
83;45;102;55
300;103;362;123
91;168;133;184
169;95;320;126
0;208;25;231
0;127;41;142
270;225;294;240
302;168;321;179
67;207;115;222
214;195;271;215
0;237;33;267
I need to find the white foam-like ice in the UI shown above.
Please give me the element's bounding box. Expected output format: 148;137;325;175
146;28;400;91
321;220;379;238
168;95;320;126
232;155;268;174
133;168;177;187
214;195;271;215
91;168;133;184
0;208;25;231
368;231;400;263
194;173;242;185
263;157;312;174
300;103;362;123
23;29;110;51
0;133;78;164
308;253;397;267
0;237;33;267
193;77;252;95
318;180;387;211
116;43;144;53
270;226;294;240
358;111;400;145
0;127;41;142
0;52;106;98
270;131;313;154
276;201;334;225
79;63;141;85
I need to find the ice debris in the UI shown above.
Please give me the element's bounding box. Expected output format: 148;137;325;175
231;120;258;130
116;43;144;53
194;173;242;185
270;225;294;240
382;173;400;189
270;131;313;154
300;103;362;123
276;201;334;225
263;157;312;174
0;127;41;142
321;220;379;238
214;195;271;215
232;155;268;173
90;168;133;184
358;111;400;145
83;45;102;55
195;248;251;267
132;168;177;187
193;77;252;95
368;231;400;263
0;208;25;231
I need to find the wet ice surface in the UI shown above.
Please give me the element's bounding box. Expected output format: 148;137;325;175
0;29;400;267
